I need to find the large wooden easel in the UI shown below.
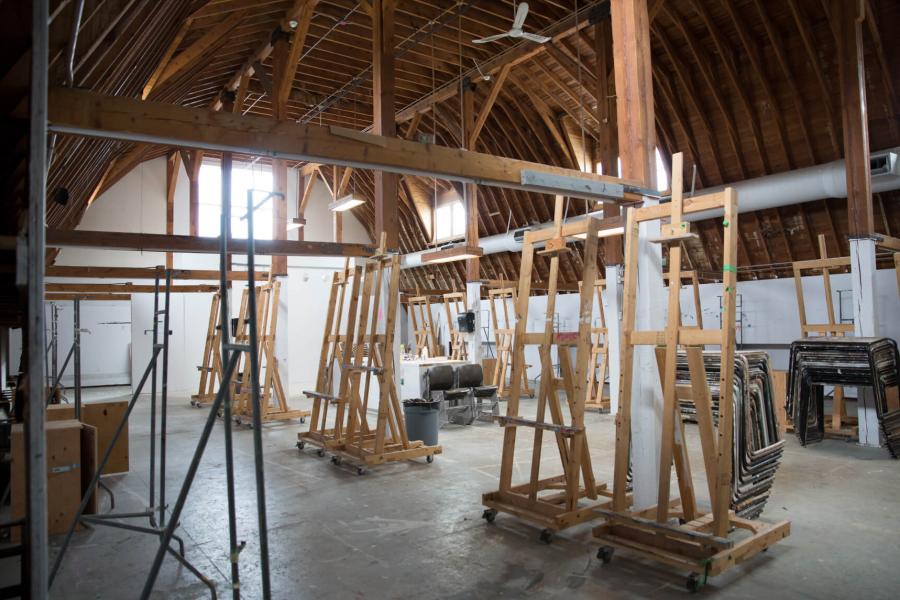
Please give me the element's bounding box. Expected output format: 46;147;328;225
191;291;223;407
442;291;468;360
583;279;610;412
593;154;788;589
300;261;360;452
408;294;440;358
487;286;533;398
300;253;441;471
482;196;610;540
231;279;310;424
792;235;856;438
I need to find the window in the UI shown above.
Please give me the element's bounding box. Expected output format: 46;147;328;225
198;161;274;240
434;196;466;242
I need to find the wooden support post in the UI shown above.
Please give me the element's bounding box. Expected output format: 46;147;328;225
833;0;873;237
165;151;180;268
594;18;623;265
272;160;288;275
373;0;399;251
462;82;479;282
181;150;203;237
611;0;655;189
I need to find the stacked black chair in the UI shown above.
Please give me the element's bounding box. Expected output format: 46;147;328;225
786;337;900;457
426;364;474;426
456;364;499;422
675;351;784;519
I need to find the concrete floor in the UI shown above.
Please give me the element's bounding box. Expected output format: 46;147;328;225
24;387;900;598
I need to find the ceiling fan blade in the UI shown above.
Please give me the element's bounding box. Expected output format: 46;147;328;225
473;32;509;44
513;2;530;30
521;32;551;44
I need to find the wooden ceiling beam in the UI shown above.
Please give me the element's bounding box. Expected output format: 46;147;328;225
47;88;648;202
47;283;219;294
46;229;375;257
46;266;270;280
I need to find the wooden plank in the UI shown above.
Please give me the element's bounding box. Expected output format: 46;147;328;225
47;88;647;202
833;0;874;236
46;229;375;257
45;294;132;301
611;0;656;188
46;283;217;294
46;266;269;280
373;0;399;250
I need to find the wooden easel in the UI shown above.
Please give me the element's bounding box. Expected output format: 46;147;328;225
583;279;610;412
232;279;310;424
792;235;856;438
300;260;361;452
191;291;223;407
300;248;441;470
482;196;610;539
593;154;788;589
408;294;440;358
665;270;704;328
487;286;533;399
442;291;468;360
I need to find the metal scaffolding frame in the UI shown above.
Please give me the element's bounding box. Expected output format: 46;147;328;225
25;0;49;596
48;271;218;597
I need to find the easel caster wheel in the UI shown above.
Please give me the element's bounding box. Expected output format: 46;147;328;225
316;449;326;457
300;417;306;424
539;529;553;544
686;573;703;593
296;441;305;450
356;466;367;476
596;546;614;564
331;455;343;466
482;509;497;523
426;455;434;464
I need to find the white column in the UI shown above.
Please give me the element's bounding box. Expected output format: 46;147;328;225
850;238;881;447
605;264;623;414
466;281;483;366
631;206;666;509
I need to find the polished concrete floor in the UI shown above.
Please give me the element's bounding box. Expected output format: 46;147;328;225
27;387;900;598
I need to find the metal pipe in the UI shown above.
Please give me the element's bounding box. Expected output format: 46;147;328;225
139;352;241;600
401;147;900;268
26;1;49;596
159;269;171;528
64;0;85;87
149;271;159;525
73;297;81;420
245;189;272;598
220;152;242;598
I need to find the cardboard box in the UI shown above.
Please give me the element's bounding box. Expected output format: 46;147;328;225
45;400;129;474
11;420;97;539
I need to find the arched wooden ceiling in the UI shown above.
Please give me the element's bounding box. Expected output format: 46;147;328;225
3;0;899;298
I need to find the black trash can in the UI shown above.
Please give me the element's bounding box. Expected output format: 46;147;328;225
403;398;440;446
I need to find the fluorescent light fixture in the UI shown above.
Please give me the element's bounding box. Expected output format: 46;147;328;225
287;217;306;231
422;245;484;264
572;226;625;240
329;194;365;212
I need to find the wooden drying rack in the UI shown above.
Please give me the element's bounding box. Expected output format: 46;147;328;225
442;291;468;360
299;246;441;472
408;293;440;358
192;291;223;407
582;278;610;412
791;235;857;438
482;195;611;540
592;153;789;590
487;286;534;399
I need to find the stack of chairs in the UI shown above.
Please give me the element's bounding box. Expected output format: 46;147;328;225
786;337;900;457
426;364;499;427
675;351;785;518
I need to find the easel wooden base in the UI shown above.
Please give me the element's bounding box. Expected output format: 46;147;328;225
585;397;610;413
298;428;441;470
592;503;790;590
482;476;613;538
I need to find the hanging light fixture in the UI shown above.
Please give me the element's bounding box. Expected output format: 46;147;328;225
329;194;365;212
422;243;484;264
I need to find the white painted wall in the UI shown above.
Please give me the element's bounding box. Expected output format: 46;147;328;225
42;156;371;396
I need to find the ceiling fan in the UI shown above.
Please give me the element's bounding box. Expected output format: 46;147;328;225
472;2;551;45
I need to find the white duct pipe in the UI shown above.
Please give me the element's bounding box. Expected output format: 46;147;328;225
401;147;900;268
